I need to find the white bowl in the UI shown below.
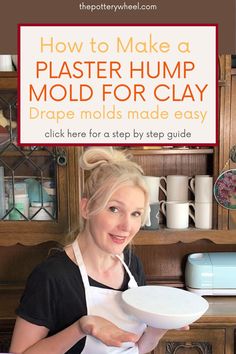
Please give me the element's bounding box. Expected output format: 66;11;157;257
122;285;209;329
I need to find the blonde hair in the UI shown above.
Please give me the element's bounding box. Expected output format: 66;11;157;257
79;147;149;226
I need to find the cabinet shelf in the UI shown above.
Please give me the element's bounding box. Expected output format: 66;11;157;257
134;229;236;245
0;227;66;246
0;72;17;90
0;72;17;77
130;148;214;156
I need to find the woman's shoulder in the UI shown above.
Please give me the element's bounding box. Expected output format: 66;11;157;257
30;248;77;282
123;247;145;285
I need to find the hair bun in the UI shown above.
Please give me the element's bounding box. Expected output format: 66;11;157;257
79;147;131;171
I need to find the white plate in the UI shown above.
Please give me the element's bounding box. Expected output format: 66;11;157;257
122;285;209;329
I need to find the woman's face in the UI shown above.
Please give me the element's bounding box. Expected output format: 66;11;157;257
85;185;145;255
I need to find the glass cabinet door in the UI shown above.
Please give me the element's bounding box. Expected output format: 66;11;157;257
0;73;76;246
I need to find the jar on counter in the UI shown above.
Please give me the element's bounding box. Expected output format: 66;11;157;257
29;202;53;220
9;194;29;220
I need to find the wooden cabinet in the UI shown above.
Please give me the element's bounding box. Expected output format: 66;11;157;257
156;328;225;354
0;55;236;353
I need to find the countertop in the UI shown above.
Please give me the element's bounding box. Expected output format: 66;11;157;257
0;289;236;325
198;296;236;324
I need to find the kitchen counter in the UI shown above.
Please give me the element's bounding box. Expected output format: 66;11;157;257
1;288;236;325
158;296;236;354
197;296;236;324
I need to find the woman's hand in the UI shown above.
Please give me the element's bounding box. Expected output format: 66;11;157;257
78;315;140;347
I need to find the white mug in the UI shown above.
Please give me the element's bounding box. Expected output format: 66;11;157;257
160;175;191;202
143;176;165;204
190;175;213;203
191;202;213;229
0;55;13;71
160;201;194;229
143;202;160;230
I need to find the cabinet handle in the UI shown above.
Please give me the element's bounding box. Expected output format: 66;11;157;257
56;148;67;166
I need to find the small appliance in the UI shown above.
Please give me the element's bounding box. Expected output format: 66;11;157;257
185;252;236;295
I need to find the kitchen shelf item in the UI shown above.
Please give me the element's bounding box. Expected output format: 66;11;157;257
214;169;236;210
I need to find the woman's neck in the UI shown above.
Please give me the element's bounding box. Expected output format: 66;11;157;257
77;232;125;289
77;231;118;272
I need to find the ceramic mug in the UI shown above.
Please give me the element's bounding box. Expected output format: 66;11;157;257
0;55;13;71
143;202;160;230
190;175;213;203
143;176;165;204
160;175;192;202
160;201;195;229
190;202;213;229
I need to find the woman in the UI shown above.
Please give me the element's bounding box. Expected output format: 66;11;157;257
10;147;168;354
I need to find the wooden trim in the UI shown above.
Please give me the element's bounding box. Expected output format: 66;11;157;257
218;55;232;229
134;229;236;245
0;73;17;90
0;231;67;246
130;148;214;156
229;75;236;229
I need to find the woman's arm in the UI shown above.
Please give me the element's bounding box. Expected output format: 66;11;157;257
10;316;84;354
10;315;139;354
